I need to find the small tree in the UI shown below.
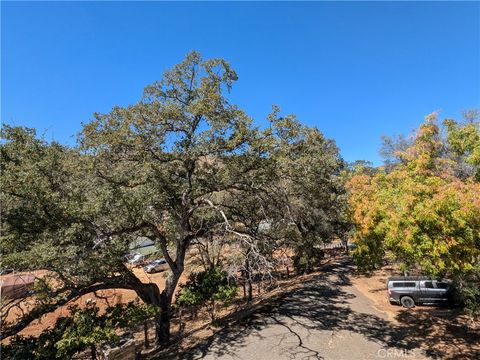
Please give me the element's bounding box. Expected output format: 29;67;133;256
1;335;59;360
176;266;237;323
1;305;117;360
293;243;325;274
55;305;118;360
106;300;159;348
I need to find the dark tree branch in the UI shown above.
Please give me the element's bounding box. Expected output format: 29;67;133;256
0;274;154;340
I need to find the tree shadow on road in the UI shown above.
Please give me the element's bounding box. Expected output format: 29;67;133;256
156;259;478;360
394;308;480;360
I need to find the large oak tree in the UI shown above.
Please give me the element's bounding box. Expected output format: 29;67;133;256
1;52;349;347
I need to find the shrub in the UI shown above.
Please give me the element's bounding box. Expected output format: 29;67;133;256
293;247;324;274
176;266;238;322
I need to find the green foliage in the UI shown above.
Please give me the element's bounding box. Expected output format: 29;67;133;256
444;117;480;180
176;266;237;307
351;232;385;272
452;270;480;317
0;51;269;342
0;125;131;287
176;267;237;321
292;238;325;274
1;51;351;344
292;254;321;274
265;107;351;270
348;113;480;316
106;300;160;329
55;305;118;358
1;305;114;360
1;301;160;360
1;335;59;360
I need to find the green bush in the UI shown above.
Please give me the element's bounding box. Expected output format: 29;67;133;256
293;248;324;274
1;335;57;360
1;305;114;360
1;302;159;360
176;266;238;321
452;270;480;318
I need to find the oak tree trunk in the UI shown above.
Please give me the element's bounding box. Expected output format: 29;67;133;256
143;320;149;348
154;262;184;346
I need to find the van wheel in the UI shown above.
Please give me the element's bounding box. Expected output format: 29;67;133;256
400;296;415;308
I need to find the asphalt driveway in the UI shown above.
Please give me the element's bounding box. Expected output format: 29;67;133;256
167;258;427;360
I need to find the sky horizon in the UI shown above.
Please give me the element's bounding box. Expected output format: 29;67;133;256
2;1;479;165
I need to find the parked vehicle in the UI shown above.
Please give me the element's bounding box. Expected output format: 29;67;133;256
125;253;147;266
387;276;452;308
144;259;169;274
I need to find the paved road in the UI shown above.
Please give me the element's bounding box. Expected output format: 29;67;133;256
171;258;426;360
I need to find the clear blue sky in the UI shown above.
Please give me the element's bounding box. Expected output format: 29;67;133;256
2;1;479;165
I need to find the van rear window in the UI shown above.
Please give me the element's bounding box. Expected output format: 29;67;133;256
392;282;416;288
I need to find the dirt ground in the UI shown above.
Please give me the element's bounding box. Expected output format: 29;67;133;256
152;257;480;360
1;258;197;339
3;254;479;360
350;263;480;359
1;246;274;341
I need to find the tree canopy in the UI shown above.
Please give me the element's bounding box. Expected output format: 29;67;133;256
0;51;348;348
348;112;480;314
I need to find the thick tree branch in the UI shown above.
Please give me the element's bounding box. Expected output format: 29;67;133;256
149;224;176;272
0;274;152;340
